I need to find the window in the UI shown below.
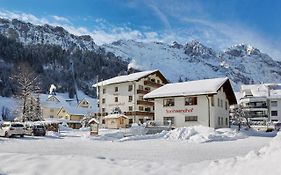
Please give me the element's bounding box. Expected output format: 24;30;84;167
115;87;118;92
139;106;144;111
225;118;228;125
128;85;133;91
145;87;151;92
145;107;151;112
225;101;228;110
102;88;106;94
163;117;175;126
218;117;221;126
163;98;175;107
129;119;133;124
50;115;54;118
185;116;198;122
271;101;278;107
151;78;155;82
139;85;143;90
221;99;223;108
128;106;133;111
102;98;105;104
211;96;214;106
102;108;105;112
217;98;220;107
157;80;160;84
139;96;143;100
185;97;197;106
97;103;100;107
115;97;118;102
128;96;133;102
271;111;278;116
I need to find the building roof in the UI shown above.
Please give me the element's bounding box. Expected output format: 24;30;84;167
144;77;237;105
241;83;281;98
88;118;99;124
103;114;128;119
93;70;168;87
57;106;95;116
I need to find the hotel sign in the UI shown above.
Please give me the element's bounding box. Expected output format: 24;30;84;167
166;108;194;113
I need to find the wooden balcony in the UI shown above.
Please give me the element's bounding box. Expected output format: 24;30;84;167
124;111;154;116
144;80;162;88
137;100;154;106
137;89;150;94
94;112;108;117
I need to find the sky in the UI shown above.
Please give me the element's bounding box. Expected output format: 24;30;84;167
0;0;281;59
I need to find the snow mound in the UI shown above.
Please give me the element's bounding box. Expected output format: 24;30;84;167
164;126;247;143
129;124;148;136
205;132;281;175
119;131;168;142
46;131;61;138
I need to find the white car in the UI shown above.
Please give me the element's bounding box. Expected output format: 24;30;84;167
0;122;25;137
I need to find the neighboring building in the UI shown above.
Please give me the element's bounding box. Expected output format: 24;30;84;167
238;84;281;123
40;94;67;120
103;114;128;129
94;70;168;125
57;106;94;129
144;77;237;128
39;94;96;129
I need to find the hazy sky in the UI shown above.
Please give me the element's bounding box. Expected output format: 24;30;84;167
0;0;281;59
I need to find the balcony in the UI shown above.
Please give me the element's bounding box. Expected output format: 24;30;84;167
137;89;150;94
124;111;154;116
144;80;162;88
137;100;154;106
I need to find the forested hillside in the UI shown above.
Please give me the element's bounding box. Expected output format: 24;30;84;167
0;34;128;97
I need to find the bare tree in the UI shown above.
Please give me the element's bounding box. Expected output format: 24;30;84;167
232;104;251;130
10;63;41;121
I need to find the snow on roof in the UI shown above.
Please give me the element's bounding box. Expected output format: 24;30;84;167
144;77;229;99
60;106;95;116
103;114;128;119
93;70;159;87
241;83;281;98
88;118;99;124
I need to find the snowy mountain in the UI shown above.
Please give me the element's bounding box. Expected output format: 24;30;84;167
0;18;99;51
1;17;281;91
103;40;281;90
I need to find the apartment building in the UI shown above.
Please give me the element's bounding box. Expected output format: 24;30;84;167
94;70;168;125
239;84;281;123
144;77;237;128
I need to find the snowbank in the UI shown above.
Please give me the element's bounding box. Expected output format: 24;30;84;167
119;131;168;142
165;126;247;143
205;132;281;175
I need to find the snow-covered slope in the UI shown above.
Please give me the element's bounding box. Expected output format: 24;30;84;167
1;17;281;91
0;18;99;51
104;40;281;90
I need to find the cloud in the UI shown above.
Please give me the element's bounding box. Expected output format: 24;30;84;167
52;15;70;23
0;8;280;60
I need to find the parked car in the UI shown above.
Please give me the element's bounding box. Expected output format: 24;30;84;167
0;122;25;138
25;124;46;136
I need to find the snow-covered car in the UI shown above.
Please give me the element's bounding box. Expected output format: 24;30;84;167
0;122;25;138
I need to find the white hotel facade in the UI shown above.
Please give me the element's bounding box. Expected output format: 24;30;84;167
144;77;237;128
94;70;168;124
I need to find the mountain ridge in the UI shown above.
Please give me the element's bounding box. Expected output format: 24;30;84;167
0;17;281;92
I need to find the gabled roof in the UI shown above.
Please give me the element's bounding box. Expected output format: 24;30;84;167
241;83;281;98
57;106;94;116
144;77;237;105
93;70;168;87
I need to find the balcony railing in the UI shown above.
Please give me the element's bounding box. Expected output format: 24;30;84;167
137;100;154;106
144;80;162;87
137;89;150;94
242;105;267;109
124;111;154;116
